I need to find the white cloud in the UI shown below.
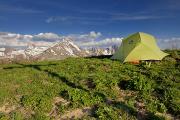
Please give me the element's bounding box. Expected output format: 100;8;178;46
32;33;61;42
89;31;102;38
78;37;123;48
45;14;167;24
0;31;120;48
46;16;68;23
66;31;122;48
67;31;102;44
0;32;60;47
0;4;43;14
0;32;30;47
79;31;102;39
0;32;179;49
158;37;180;49
46;17;54;23
112;15;163;20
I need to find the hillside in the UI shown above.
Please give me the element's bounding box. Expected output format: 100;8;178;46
0;50;179;120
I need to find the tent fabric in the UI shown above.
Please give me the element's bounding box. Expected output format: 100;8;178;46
111;32;169;62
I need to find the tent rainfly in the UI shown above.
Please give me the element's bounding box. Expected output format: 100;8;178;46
111;32;168;62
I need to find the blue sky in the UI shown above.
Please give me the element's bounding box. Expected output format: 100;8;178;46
0;0;180;38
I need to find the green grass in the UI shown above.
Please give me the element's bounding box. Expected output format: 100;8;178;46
0;50;179;120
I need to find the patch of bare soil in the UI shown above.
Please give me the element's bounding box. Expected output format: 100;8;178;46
155;112;177;120
16;107;35;118
53;96;69;105
107;86;148;119
0;102;34;118
135;101;147;120
115;85;136;102
0;103;16;114
59;107;92;120
49;96;70;117
49;96;94;119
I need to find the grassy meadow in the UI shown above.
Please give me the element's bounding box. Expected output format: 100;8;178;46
0;50;179;120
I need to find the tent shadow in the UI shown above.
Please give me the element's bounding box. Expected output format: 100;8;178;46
43;69;88;91
3;63;57;70
86;55;113;59
110;101;137;115
110;101;164;120
3;63;88;92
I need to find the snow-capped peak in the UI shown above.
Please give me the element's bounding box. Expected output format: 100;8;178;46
25;44;49;56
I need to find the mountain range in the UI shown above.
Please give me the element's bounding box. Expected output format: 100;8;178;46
0;38;116;62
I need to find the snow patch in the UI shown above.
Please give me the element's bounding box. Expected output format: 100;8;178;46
69;41;81;51
0;48;5;51
50;49;57;55
25;46;48;56
64;47;74;55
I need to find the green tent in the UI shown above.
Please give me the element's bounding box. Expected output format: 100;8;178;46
111;32;168;62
